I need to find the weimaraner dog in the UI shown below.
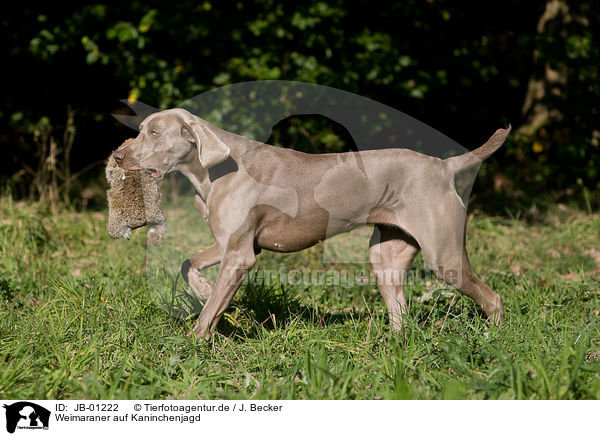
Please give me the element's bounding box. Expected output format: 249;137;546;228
113;108;510;339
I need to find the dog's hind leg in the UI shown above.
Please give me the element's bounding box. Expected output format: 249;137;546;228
369;225;420;331
409;202;504;325
426;246;504;325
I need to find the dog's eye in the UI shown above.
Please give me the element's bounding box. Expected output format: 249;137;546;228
151;129;158;136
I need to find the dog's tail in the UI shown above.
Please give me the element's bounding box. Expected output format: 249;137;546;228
445;125;511;174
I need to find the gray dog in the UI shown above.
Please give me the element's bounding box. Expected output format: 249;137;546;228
113;108;510;339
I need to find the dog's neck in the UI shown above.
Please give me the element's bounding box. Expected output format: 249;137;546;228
176;147;241;203
177;155;211;201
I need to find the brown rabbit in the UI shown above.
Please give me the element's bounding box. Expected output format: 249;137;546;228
106;139;166;246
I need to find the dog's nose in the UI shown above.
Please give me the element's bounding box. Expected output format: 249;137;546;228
113;150;125;163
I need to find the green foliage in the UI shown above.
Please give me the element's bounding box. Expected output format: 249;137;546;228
2;1;600;204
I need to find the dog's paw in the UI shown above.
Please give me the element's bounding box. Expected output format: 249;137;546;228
188;269;213;301
192;319;212;341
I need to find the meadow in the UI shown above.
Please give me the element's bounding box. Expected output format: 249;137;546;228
1;193;599;399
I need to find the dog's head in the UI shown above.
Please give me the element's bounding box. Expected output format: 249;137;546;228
112;108;230;179
106;141;166;245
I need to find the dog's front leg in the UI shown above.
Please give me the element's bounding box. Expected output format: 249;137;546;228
181;243;222;300
193;242;256;339
180;195;219;300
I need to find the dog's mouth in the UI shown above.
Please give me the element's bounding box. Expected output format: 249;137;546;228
145;168;163;180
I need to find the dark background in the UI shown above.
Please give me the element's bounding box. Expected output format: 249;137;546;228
2;0;599;212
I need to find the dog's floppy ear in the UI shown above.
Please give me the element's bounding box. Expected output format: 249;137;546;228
181;122;230;168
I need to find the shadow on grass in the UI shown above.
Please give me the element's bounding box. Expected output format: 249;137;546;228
158;271;370;340
157;268;513;340
222;280;368;339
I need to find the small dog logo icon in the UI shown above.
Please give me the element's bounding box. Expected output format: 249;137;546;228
3;402;50;434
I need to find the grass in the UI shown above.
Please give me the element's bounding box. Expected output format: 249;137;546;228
0;193;599;399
